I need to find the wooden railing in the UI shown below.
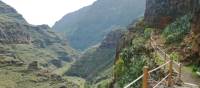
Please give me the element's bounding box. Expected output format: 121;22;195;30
124;60;181;88
124;35;182;88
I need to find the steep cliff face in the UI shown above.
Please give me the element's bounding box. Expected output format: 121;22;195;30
100;29;125;49
144;0;199;29
189;9;200;60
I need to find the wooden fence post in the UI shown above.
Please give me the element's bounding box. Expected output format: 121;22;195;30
178;63;182;81
168;60;173;87
143;66;149;88
164;53;167;69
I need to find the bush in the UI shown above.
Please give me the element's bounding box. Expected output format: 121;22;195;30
115;37;147;88
162;14;192;44
192;64;200;72
114;57;125;78
169;52;180;62
144;28;153;39
117;50;146;88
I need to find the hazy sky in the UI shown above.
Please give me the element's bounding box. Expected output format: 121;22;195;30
2;0;96;26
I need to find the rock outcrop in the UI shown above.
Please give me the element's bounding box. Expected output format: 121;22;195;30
144;0;199;29
191;9;200;55
100;29;125;49
0;23;31;44
28;61;39;70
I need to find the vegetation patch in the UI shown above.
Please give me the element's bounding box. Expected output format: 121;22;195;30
115;35;151;87
162;14;193;44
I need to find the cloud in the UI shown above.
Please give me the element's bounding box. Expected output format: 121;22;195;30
2;0;96;26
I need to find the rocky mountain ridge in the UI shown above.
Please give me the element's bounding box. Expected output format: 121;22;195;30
53;0;146;50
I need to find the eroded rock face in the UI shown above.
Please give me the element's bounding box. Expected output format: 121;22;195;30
144;0;199;29
191;9;200;56
100;29;126;49
0;27;30;44
0;1;30;44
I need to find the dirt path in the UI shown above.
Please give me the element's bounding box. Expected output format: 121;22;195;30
181;66;200;86
150;35;200;87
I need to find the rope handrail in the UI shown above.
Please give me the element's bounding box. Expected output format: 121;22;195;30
124;61;170;88
173;67;179;74
124;74;144;88
151;38;180;67
153;74;170;88
149;61;170;73
173;61;180;66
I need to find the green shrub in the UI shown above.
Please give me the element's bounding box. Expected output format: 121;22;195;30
154;53;165;65
144;28;153;39
169;52;180;62
115;37;147;88
162;14;192;44
117;50;146;88
132;37;146;49
114;57;125;78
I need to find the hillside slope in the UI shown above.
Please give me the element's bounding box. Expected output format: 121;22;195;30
66;29;126;85
53;0;146;50
0;1;77;68
0;1;79;88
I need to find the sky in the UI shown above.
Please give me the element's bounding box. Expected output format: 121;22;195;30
2;0;96;26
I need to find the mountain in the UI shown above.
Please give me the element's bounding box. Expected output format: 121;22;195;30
66;29;126;86
0;1;80;88
53;0;146;50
